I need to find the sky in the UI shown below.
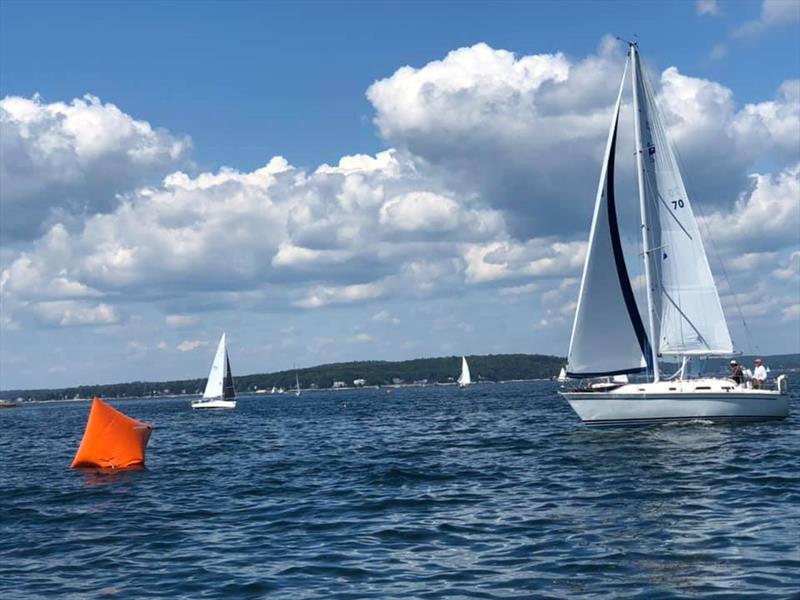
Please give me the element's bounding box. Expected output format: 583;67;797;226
1;0;799;389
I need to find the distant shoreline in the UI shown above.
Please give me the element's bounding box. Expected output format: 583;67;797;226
3;352;797;403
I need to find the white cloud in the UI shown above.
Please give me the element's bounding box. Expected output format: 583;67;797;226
782;303;800;321
294;282;384;308
32;301;118;327
463;239;586;283
165;314;197;328
734;0;800;37
372;310;400;325
352;332;373;343
731;80;800;162
699;164;800;251
708;43;728;61
697;0;721;15
176;340;208;352
0;94;190;241
1;40;799;383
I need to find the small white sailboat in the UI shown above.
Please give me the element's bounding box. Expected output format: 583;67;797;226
457;356;472;388
295;373;301;397
191;333;237;410
270;385;277;394
557;367;568;383
560;43;789;426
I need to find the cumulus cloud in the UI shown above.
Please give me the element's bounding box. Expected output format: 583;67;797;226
373;310;400;325
165;314;197;328
734;0;800;38
1;40;798;372
368;39;799;238
697;0;721;16
0;94;190;242
700;164;800;252
32;301;118;327
294;282;385;309
176;340;208;352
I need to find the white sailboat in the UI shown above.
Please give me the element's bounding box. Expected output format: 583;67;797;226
560;43;789;426
557;367;568;383
457;356;472;388
295;373;301;397
191;333;237;410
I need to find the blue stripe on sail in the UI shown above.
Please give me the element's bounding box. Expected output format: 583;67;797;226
605;115;653;373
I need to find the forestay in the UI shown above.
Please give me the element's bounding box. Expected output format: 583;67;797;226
567;57;650;378
632;50;733;356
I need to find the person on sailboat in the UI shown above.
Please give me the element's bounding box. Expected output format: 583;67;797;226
752;358;767;389
729;360;744;385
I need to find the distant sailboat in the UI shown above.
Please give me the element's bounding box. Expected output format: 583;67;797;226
270;386;277;394
559;43;788;425
295;373;301;397
457;356;472;388
557;367;568;383
191;333;236;410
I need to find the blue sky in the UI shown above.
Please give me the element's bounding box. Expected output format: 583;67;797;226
1;0;798;389
3;0;797;170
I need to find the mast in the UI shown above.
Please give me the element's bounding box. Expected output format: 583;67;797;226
630;43;660;382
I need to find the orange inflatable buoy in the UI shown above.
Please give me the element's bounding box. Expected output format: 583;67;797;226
71;397;153;469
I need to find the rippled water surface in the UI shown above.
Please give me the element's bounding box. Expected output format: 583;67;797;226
2;381;799;598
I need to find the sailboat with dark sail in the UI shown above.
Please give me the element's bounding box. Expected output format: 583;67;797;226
192;333;237;409
559;43;788;426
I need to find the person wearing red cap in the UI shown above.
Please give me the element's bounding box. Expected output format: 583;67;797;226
753;358;767;389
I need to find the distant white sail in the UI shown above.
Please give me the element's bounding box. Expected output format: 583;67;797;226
632;50;733;356
567;56;650;378
458;356;472;387
202;333;235;400
557;367;568;383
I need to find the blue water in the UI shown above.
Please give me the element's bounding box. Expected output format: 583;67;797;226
1;381;799;599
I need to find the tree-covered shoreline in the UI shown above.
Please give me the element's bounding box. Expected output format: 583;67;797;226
2;353;564;401
4;353;797;402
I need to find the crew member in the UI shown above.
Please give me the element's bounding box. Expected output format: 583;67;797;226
752;358;767;389
729;360;744;385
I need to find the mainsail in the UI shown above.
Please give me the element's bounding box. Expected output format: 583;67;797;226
203;333;236;400
567;56;650;378
458;356;472;386
631;47;733;357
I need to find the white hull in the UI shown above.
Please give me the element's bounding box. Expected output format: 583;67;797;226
191;398;236;410
560;378;789;426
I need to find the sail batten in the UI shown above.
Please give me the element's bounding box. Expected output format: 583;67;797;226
566;56;650;378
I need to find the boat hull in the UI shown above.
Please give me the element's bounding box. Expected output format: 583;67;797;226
191;398;236;410
560;379;789;426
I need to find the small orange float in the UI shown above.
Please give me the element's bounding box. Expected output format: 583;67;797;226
71;397;153;469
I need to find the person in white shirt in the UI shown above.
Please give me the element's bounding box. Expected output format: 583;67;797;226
752;358;767;389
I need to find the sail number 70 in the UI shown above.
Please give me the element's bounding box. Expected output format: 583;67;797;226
671;199;685;209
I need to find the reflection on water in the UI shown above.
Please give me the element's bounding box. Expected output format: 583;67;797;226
77;465;146;487
0;381;797;598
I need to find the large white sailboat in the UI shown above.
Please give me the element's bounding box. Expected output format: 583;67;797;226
560;43;789;426
191;333;237;410
457;356;472;388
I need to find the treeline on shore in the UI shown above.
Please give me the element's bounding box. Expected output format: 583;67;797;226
2;353;565;401
4;353;797;402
